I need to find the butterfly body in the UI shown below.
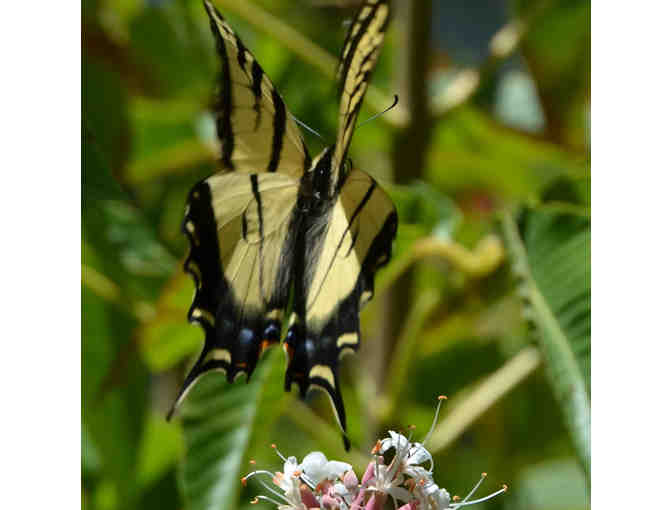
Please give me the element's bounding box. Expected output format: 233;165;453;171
171;0;394;447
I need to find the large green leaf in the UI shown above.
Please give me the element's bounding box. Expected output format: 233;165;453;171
501;208;590;477
179;355;276;510
82;286;148;508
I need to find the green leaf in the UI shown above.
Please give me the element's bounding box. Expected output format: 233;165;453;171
82;287;148;506
83;117;177;303
389;181;462;239
83;57;131;174
179;357;275;510
125;97;215;185
129;1;212;98
507;457;589;510
501;209;590;478
138;273;202;372
427;106;585;200
137;413;184;489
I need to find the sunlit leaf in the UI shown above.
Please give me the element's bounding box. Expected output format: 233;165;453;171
179;358;275;510
502;208;590;476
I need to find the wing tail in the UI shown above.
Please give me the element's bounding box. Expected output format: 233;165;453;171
283;319;352;450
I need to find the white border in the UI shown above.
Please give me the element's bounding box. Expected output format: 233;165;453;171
1;2;81;506
592;2;672;508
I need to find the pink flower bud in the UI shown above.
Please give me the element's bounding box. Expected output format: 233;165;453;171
300;486;320;508
343;470;359;490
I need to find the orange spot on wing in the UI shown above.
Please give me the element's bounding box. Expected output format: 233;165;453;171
283;342;294;361
260;339;275;352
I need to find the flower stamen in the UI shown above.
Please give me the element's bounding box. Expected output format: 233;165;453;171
423;395;447;446
271;443;288;463
251;494;286;507
448;474;507;509
461;472;487;504
450;485;508;507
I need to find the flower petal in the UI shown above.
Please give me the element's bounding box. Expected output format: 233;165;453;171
407;443;431;466
299;451;352;485
387;486;413;503
380;430;410;455
324;460;352;480
405;466;432;481
343;470;359;490
283;456;300;477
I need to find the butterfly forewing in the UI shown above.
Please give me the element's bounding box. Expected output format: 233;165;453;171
331;0;391;185
204;0;311;176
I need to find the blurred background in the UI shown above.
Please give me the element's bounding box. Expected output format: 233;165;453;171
82;0;590;509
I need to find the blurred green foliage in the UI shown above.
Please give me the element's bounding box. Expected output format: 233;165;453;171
82;1;590;509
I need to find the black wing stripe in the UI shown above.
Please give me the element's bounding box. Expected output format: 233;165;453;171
337;5;378;95
250;60;264;130
249;174;266;297
342;45;378;126
345;225;360;258
268;89;286;173
209;16;235;169
234;33;248;71
302;141;311;172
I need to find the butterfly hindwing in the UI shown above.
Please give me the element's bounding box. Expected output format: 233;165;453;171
284;169;397;435
204;0;311;176
170;172;300;416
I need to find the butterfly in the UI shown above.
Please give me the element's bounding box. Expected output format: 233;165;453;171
169;0;396;449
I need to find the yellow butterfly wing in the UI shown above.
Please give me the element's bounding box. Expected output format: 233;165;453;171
331;0;391;184
284;169;397;441
204;0;311;176
170;172;299;415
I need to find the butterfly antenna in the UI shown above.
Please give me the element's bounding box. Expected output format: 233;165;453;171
356;94;399;129
291;114;324;140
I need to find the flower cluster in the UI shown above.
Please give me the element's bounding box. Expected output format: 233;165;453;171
243;396;507;510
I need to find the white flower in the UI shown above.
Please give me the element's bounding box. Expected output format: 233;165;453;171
241;397;507;510
362;451;413;505
380;430;434;477
409;468;452;510
299;451;352;486
270;456;306;509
